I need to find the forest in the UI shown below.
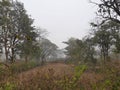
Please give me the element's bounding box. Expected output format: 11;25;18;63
0;0;120;90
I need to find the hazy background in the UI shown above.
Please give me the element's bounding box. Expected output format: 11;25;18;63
19;0;97;49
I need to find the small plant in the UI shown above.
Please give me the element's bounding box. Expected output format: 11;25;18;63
0;82;16;90
4;82;16;90
58;65;87;90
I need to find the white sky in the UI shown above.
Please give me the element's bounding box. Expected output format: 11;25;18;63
19;0;97;49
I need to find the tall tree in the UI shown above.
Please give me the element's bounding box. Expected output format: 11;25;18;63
107;21;120;58
90;0;120;24
0;0;12;62
91;21;114;65
0;0;38;63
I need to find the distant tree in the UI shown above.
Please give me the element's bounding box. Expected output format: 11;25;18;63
35;27;48;41
64;38;80;61
39;38;58;64
64;37;96;64
91;21;114;65
82;37;97;64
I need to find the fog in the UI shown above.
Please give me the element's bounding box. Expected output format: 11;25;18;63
19;0;97;49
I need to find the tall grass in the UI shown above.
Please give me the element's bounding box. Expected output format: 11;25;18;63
0;60;120;90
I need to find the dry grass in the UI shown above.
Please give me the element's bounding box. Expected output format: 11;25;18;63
18;63;73;83
0;61;120;90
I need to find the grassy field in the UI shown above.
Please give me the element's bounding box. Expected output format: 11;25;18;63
0;61;120;90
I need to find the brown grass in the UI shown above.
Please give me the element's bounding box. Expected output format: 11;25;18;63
0;61;120;90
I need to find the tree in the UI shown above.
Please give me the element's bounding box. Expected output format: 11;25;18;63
107;21;120;59
64;38;80;61
91;21;115;65
7;0;33;62
0;0;13;62
90;0;120;24
0;0;38;63
91;19;120;61
39;38;58;64
18;40;41;62
64;37;96;64
82;37;97;64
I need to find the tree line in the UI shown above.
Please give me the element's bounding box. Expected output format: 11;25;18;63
64;0;120;66
1;0;120;65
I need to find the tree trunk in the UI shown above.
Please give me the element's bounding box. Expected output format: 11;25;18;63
4;41;8;63
11;47;15;63
25;56;28;63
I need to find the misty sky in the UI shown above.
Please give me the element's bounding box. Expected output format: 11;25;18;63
19;0;97;49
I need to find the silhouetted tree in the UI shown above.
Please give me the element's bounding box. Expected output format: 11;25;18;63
90;0;120;24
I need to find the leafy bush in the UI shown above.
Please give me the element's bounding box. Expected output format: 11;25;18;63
0;82;16;90
90;61;120;90
58;65;87;90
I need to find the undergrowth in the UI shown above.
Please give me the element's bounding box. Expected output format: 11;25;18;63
0;61;120;90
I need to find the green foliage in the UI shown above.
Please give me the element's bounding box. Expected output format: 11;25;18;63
0;82;16;90
64;37;96;64
0;0;40;62
90;61;120;90
92;21;113;62
3;82;16;90
58;65;87;90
